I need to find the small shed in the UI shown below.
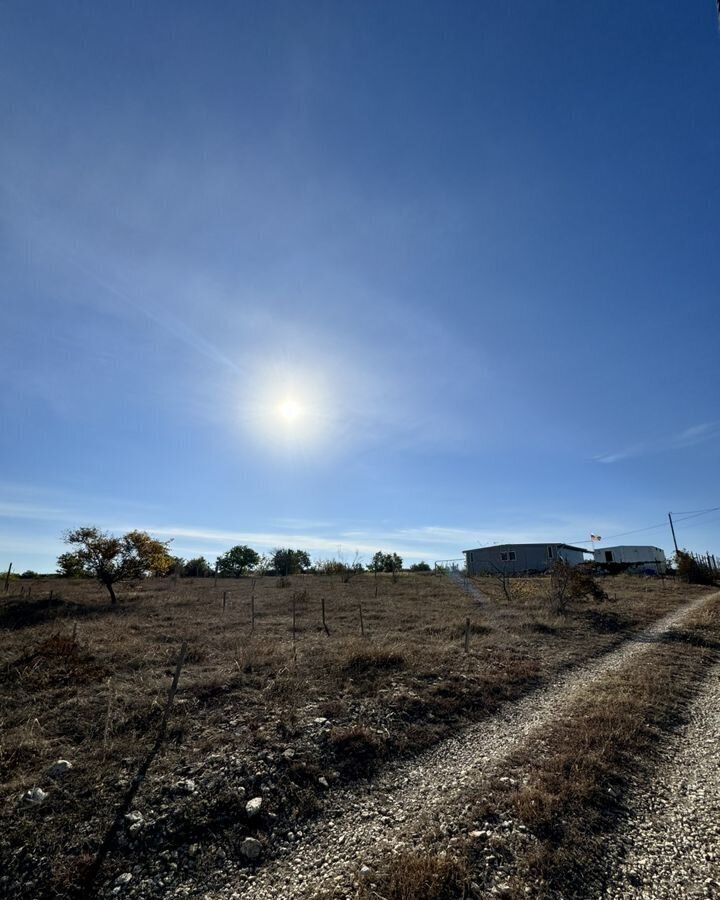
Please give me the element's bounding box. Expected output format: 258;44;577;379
464;543;588;576
593;545;667;574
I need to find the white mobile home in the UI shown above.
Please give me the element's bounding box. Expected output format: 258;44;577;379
593;545;667;574
464;543;588;576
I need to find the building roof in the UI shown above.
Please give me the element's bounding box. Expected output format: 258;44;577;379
463;543;589;554
593;545;665;553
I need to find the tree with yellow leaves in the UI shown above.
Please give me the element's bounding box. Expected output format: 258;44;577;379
58;526;173;603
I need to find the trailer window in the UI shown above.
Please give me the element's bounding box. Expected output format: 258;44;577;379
500;552;508;561
547;546;554;559
508;551;516;560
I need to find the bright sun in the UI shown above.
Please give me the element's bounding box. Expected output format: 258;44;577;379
278;397;302;422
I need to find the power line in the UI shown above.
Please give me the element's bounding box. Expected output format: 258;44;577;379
568;505;720;548
669;511;720;533
567;521;668;546
671;506;720;522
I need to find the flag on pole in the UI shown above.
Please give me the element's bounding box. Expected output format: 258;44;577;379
590;534;602;542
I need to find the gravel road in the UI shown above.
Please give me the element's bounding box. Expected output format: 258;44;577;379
599;659;720;900
170;592;717;900
447;569;489;602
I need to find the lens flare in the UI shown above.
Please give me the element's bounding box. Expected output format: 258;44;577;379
278;398;302;422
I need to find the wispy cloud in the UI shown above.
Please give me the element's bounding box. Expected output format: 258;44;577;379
595;423;718;464
0;493;606;567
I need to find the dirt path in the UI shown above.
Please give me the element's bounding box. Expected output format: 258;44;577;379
173;592;717;900
598;658;720;900
447;569;488;602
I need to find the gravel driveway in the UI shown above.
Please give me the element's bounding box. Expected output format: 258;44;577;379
170;592;717;900
598;659;720;900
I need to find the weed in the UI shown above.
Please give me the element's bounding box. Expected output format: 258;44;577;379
329;725;384;776
360;851;469;900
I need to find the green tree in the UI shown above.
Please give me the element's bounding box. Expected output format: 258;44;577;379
409;561;431;572
162;555;185;577
183;556;212;578
272;548;311;576
57;551;90;578
368;551;403;573
59;526;173;603
216;545;260;578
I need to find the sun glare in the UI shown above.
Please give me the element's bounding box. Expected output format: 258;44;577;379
279;397;302;422
241;362;335;452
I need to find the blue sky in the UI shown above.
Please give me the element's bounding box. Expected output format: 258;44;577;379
1;1;719;572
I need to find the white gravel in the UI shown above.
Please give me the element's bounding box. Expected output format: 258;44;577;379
186;591;718;900
599;659;720;900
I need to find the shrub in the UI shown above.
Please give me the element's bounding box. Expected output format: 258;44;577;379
675;550;716;586
360;851;468;900
329;725;384;776
340;646;406;676
550;561;607;612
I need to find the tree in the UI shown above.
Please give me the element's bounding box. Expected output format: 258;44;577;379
59;526;173;603
164;555;186;576
183;556;212;578
216;545;260;578
57;551;90;578
272;548;311;576
410;561;431;572
368;551;403;574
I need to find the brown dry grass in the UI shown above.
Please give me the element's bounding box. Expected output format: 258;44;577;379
363;850;470;900
0;572;711;898
367;593;720;900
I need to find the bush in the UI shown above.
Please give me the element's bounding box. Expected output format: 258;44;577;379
183;556;212;578
550;561;607;612
329;725;384;776
675;550;716;586
361;851;468;900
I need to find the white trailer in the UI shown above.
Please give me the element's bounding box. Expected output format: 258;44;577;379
593;545;667;574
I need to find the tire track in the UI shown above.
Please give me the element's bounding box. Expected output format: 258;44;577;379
182;592;718;900
599;658;720;899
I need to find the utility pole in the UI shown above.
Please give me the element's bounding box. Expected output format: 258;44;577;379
668;512;679;555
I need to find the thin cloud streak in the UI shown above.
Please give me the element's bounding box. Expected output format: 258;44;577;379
0;497;604;566
595;423;718;464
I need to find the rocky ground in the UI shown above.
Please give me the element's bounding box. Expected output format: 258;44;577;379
599;661;720;900
3;575;716;900
157;593;715;900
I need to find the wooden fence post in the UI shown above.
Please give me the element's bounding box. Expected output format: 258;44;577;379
292;593;297;663
222;590;227;614
359;602;365;637
321;596;330;636
3;562;11;592
464;617;470;654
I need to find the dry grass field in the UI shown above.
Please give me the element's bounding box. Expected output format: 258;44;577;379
0;571;711;898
